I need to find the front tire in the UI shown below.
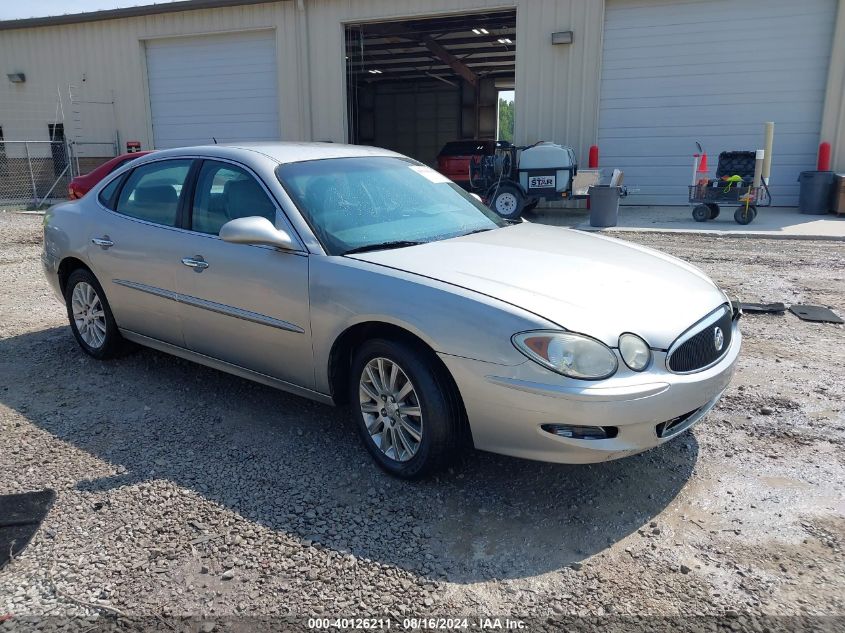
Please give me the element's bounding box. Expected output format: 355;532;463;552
349;338;462;479
64;268;125;359
734;204;757;225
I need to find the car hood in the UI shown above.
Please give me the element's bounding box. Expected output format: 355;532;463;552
347;222;727;349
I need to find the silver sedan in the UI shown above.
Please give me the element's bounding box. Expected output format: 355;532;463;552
42;143;741;478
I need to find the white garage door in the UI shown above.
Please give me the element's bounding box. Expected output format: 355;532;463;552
599;0;836;205
146;30;279;149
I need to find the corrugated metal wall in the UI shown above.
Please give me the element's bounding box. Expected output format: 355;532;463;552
0;2;306;148
0;0;605;167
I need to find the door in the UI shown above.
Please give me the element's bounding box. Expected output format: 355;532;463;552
88;158;194;346
598;0;836;205
175;159;314;389
145;30;280;148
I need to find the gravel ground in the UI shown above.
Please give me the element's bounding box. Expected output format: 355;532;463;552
1;211;844;621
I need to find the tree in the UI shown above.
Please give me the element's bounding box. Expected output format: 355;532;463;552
498;98;514;143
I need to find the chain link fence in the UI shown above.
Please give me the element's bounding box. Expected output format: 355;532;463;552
0;140;117;209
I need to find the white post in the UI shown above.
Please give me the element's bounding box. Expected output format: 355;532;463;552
753;150;765;189
762;121;774;185
691;155;700;186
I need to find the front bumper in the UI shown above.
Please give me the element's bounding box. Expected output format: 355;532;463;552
438;322;740;464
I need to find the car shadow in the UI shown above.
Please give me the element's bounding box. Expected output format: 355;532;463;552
1;326;699;583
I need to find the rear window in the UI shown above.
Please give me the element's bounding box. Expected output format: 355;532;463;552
98;176;123;209
437;141;495;157
107;156;135;174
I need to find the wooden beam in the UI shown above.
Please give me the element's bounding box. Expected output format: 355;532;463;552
421;35;477;87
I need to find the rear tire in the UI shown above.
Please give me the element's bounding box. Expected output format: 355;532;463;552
706;203;720;219
692;204;710;222
64;269;126;360
349;338;462;479
490;184;525;220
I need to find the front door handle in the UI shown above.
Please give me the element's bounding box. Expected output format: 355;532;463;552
181;256;209;272
91;236;114;249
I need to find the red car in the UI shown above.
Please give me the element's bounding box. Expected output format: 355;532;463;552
435;140;505;188
67;151;153;199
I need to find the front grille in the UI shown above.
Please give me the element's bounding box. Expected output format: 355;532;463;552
667;305;733;373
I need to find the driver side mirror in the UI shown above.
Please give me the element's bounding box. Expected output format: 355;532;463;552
219;216;296;251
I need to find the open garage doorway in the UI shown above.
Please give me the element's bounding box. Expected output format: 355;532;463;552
345;9;516;168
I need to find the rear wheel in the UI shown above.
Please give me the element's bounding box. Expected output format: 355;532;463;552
350;338;462;479
692;204;710;222
64;269;126;359
490;184;525;220
706;203;720;219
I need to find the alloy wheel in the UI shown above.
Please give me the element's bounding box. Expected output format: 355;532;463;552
71;281;107;349
359;357;423;462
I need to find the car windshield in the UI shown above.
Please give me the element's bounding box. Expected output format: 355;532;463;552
276;156;506;255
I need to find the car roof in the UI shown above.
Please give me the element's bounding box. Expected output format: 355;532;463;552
148;142;404;165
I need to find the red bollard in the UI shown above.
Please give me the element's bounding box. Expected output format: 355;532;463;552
588;145;599;169
818;142;831;171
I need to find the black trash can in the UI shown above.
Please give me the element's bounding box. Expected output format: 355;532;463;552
797;171;835;215
589;185;622;227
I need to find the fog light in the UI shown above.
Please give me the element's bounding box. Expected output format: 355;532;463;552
619;333;651;371
541;424;618;440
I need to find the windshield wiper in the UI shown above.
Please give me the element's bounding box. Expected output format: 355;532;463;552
460;227;495;236
343;240;425;255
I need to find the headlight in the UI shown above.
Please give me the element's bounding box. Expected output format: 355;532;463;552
619;333;651;371
513;331;618;380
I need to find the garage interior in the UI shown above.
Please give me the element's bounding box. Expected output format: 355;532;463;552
345;9;516;167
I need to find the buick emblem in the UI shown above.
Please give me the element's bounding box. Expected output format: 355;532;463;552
713;326;724;351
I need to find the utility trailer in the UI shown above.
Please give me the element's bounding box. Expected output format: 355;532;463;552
469;141;578;219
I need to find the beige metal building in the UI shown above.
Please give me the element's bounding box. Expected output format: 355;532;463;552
1;0;844;205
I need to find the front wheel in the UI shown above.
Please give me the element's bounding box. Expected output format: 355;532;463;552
734;205;757;225
490;184;525;220
349;339;463;479
64;268;126;359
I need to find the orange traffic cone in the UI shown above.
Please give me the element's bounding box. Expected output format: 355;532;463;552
695;152;708;174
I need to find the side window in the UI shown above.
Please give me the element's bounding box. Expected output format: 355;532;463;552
98;175;123;209
191;160;277;235
115;159;192;227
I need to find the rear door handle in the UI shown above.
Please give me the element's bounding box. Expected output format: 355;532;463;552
91;236;114;249
181;256;209;272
